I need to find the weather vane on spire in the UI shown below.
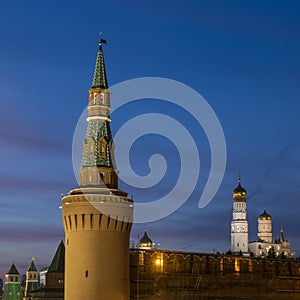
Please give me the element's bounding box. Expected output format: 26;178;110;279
99;32;107;49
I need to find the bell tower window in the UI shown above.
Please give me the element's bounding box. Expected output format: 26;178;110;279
93;93;97;105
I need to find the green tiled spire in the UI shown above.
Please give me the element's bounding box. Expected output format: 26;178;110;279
28;259;37;272
81;120;114;168
92;39;108;89
48;240;65;273
7;264;19;275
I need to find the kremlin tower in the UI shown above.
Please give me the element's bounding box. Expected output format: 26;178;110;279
24;258;39;299
230;176;249;254
3;264;22;300
62;38;133;300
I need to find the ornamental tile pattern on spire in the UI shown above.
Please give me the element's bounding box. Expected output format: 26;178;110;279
92;45;108;89
81;120;113;168
48;240;65;273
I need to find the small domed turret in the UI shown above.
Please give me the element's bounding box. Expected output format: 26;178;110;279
139;229;153;250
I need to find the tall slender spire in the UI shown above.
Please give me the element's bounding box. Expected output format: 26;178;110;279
79;38;118;188
92;38;108;89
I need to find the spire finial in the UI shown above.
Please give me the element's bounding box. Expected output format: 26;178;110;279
98;32;107;50
264;201;266;213
238;171;241;183
92;34;108;89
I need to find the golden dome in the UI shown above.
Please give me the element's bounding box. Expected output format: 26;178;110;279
259;208;272;221
233;177;247;197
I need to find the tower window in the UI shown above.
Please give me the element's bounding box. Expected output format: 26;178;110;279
237;243;239;247
85;270;88;278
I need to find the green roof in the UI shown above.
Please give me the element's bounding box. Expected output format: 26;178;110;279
7;263;19;275
92;42;108;89
48;240;65;273
28;259;37;272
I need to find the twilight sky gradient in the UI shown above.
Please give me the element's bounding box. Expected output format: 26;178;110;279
0;1;300;276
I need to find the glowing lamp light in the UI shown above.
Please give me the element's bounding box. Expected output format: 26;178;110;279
155;259;162;266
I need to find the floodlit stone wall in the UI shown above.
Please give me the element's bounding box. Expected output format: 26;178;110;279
130;249;300;300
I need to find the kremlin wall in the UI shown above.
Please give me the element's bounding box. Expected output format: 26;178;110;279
2;241;300;299
1;39;300;300
130;249;300;300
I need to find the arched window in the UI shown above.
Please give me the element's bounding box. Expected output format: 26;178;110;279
100;93;104;105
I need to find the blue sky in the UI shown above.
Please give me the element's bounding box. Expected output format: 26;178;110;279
0;1;300;276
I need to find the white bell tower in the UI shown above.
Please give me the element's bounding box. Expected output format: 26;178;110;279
231;176;249;254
